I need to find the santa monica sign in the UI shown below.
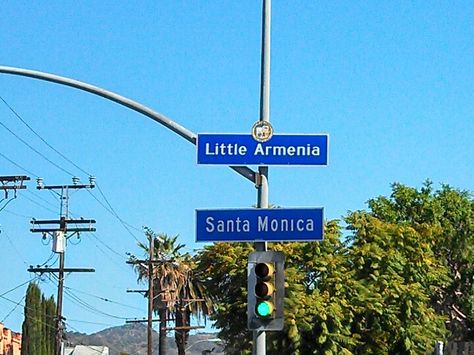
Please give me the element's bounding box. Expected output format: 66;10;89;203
196;208;324;242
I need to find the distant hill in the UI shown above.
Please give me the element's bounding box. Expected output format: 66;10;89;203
66;323;223;355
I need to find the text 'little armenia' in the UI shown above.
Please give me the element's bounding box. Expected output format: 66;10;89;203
205;143;321;157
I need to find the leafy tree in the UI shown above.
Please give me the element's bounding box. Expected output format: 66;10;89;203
345;211;449;353
21;283;56;355
367;181;474;340
289;221;357;354
195;221;355;354
22;283;41;355
43;295;56;355
195;182;471;353
196;242;253;353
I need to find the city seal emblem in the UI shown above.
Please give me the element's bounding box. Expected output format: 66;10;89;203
251;121;274;142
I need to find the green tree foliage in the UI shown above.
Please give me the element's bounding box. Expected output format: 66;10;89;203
289;221;358;354
345;212;449;353
368;181;474;340
196;222;356;354
195;181;471;353
43;295;56;354
196;242;254;353
21;283;56;355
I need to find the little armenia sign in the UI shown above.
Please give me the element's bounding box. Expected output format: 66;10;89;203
196;208;324;242
197;133;329;166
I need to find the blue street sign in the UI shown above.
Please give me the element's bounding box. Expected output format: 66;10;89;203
197;134;329;166
196;208;323;242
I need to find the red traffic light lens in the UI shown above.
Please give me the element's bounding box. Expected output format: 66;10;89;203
255;262;274;279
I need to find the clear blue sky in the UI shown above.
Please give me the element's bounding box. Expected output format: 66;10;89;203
1;2;473;335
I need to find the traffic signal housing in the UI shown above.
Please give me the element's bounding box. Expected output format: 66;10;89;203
247;251;285;331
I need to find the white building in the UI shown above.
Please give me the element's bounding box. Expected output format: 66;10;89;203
64;345;109;355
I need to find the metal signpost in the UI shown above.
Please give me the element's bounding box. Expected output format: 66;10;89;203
195;1;328;354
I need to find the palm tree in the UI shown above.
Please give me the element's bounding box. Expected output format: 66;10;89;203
172;256;214;355
129;227;213;354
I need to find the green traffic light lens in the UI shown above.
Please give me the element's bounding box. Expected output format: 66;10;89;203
256;301;274;317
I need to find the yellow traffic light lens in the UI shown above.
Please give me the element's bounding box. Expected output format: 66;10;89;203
255;281;274;298
256;301;274;317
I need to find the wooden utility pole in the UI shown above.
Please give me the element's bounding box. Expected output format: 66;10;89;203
148;236;154;355
126;236;156;355
29;177;96;355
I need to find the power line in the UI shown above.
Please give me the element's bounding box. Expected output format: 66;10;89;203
66;210;128;267
87;185;142;242
0;228;30;267
0;118;75;177
90;232;127;262
1;295;26;323
25;189;61;210
0;151;39;178
94;184;142;234
19;191;58;214
2;208;34;219
0;95;92;177
67;210;124;258
0;291;57;333
62;286;128;321
0;278;37;298
1;97;142;246
63;286;144;312
0;196;16;212
66;319;117;327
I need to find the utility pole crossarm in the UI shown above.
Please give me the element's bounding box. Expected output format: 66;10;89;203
126;289;147;293
31;228;96;233
28;267;95;273
125;319;161;324
161;325;205;331
31;219;96;224
0;175;31;182
0;176;30;196
126;259;172;264
30;217;96;233
0;185;28;190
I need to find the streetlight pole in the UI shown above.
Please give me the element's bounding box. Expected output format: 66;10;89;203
0;66;256;183
254;1;272;354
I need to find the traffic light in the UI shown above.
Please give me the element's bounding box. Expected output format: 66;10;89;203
247;251;285;331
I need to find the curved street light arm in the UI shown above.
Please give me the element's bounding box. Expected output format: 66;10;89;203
0;66;256;182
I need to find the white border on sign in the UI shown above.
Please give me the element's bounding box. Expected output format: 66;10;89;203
196;133;331;167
